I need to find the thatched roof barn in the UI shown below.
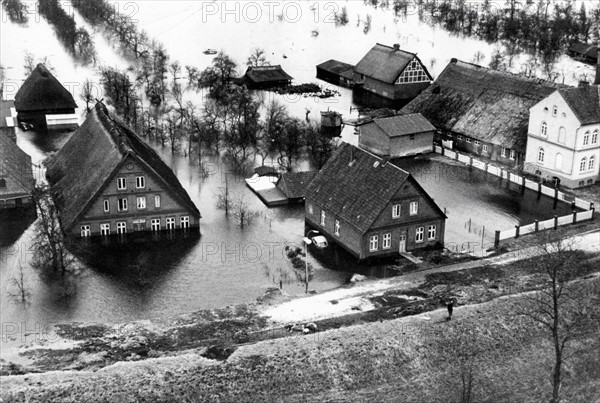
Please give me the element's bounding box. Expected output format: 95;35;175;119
0;133;34;209
46;102;200;235
567;42;598;64
15;64;77;118
244;65;293;89
316;59;355;87
401;59;564;151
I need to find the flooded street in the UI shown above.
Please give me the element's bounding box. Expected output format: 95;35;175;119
0;1;592;337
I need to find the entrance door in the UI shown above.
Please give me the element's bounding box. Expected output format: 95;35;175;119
133;219;146;232
399;233;407;253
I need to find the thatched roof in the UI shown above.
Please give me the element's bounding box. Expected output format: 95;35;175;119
306;143;443;234
244;65;293;83
568;42;598;59
277;171;317;200
354;43;430;84
558;85;600;125
317;59;354;76
46;103;200;231
363;113;435;138
0;133;34;199
14;64;77;112
401;60;565;150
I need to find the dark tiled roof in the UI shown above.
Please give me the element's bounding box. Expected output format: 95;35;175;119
46;103;200;231
558;85;600;125
368;113;435;137
0;133;34;198
354;43;429;84
277;171;318;200
317;59;355;75
0;100;16;129
244;65;293;83
401;60;565;150
14;64;77;112
254;165;278;177
568;42;598;58
306;143;412;233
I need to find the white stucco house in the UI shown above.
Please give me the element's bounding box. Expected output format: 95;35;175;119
524;83;600;188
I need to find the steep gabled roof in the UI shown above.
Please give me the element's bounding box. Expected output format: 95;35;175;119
277;171;318;200
558;85;600;125
0;134;34;198
14;64;77;112
46;103;200;231
306;143;415;234
355;43;429;84
368;113;436;137
244;65;293;83
401;60;565;149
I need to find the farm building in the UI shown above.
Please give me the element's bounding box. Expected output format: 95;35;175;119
567;42;598;64
305;143;446;261
0;133;34;209
45;102;201;238
316;59;355;87
0;100;17;141
277;171;318;204
358;113;436;158
14;64;78;130
401;59;564;168
353;43;433;104
244;65;293;89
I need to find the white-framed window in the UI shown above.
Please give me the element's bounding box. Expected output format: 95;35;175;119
541;122;547;136
558;127;566;143
538;148;545;164
155;195;161;208
383;233;391;249
118;198;128;211
482;145;488;152
151;219;160;231
589;156;596;171
580;157;587;172
457;135;463;140
166;217;175;230
415;227;424;243
501;147;509;158
509;149;516;160
392;204;401;218
117;222;127;234
320;210;326;225
181;216;190;229
592;130;598;144
410;201;418;215
583;131;590;146
428;225;436;240
369;235;379;251
117;177;126;190
136;176;145;189
552;106;557;116
137;196;146;209
474;140;480;146
334;219;340;236
465;137;472;143
81;225;91;237
100;223;110;236
103;199;110;212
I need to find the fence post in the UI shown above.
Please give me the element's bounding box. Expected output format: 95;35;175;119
591;205;595;221
469;156;473;166
484;162;488;173
554;187;559;202
534;219;539;232
554;215;558;230
494;230;500;248
573;210;577;223
537;182;542;199
441;146;445;156
515;225;520;238
455;151;459;161
521;176;526;194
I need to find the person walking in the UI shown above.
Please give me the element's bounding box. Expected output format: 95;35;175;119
446;299;454;320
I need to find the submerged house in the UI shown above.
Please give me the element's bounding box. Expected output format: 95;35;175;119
0;100;17;141
316;59;355;87
305;143;446;261
14;64;78;130
567;42;598;64
353;43;433;104
0;133;34;209
244;65;293;89
46;103;200;238
401;59;564;168
358;113;436;158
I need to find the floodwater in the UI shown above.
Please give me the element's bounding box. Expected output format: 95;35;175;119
0;1;592;336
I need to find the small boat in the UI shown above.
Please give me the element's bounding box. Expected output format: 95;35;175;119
311;29;319;37
203;49;218;55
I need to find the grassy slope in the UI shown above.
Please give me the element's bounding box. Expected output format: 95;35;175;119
2;276;600;403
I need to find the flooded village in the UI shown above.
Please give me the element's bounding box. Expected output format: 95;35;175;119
1;1;600;401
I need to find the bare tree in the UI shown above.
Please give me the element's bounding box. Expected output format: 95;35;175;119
246;48;269;67
80;79;95;113
8;261;29;303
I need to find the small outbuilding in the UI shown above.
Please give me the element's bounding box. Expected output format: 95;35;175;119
567;42;598;64
244;65;293;89
276;171;318;203
316;59;355;87
358;113;436;158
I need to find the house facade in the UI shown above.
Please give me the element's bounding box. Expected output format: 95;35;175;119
305;143;446;261
402;59;563;169
353;43;432;103
0;133;34;209
46;103;200;238
524;84;600;188
358;113;435;158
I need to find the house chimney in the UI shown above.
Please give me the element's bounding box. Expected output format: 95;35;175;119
381;155;390;167
450;58;458;63
595;48;600;85
393;43;400;51
579;80;590;89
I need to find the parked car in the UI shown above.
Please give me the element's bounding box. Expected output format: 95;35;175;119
311;235;328;249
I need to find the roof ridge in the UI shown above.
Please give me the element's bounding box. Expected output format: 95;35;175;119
452;59;565;88
94;104;134;155
375;42;416;55
351;143;410;176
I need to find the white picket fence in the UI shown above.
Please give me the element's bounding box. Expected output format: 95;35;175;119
433;146;596;247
